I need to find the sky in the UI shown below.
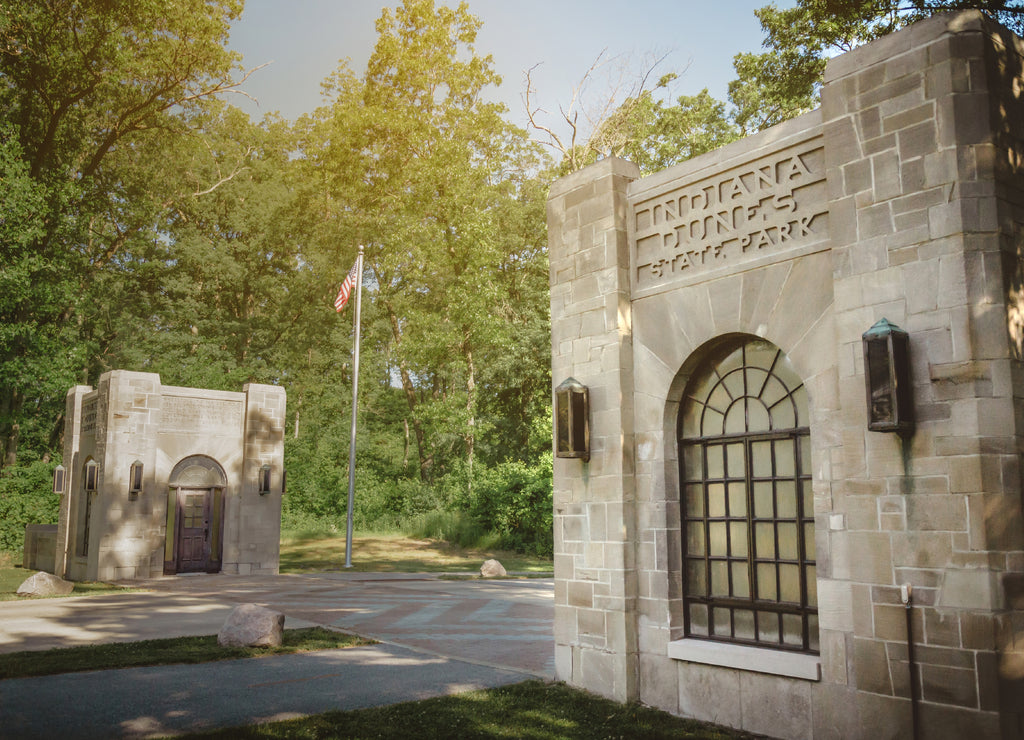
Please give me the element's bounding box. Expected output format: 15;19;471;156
227;0;791;136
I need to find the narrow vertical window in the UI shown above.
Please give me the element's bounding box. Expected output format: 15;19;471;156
679;339;817;654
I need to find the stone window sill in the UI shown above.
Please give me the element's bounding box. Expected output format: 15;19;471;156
668;638;821;681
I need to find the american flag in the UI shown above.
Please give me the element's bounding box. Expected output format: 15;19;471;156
334;261;359;312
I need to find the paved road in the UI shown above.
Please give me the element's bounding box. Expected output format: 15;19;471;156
0;572;555;738
1;643;529;739
133;573;556;676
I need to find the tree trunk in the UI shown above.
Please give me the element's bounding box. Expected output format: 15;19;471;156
403;418;410;469
4;422;20;469
384;300;432;481
0;389;24;469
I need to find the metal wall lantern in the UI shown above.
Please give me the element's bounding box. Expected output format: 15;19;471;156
555;377;590;462
128;460;143;499
258;464;272;495
53;464;66;495
84;460;99;492
862;318;914;436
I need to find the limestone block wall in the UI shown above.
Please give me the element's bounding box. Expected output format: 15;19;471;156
55;384;91;579
155;385;249;577
23;525;57;573
626;112;837;739
548;157;641;702
231;382;286;576
987;15;1024;705
548;11;1024;740
93;371;164;581
820;12;1024;737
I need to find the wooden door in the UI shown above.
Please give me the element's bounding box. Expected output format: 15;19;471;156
176;488;212;573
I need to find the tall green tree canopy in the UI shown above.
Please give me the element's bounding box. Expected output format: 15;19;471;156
0;0;246;464
305;0;549;485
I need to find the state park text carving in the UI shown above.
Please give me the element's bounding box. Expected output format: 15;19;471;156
632;138;828;291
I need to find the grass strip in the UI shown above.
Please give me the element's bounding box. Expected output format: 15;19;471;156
179;679;756;739
0;627;371;680
0;565;141;602
279;532;552;574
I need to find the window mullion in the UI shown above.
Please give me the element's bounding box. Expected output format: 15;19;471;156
679;340;817;655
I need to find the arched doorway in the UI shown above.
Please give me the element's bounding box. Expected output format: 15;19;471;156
678;337;818;654
164;455;227;574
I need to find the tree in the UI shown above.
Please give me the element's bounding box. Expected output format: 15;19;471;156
525;50;680;174
101;105;329;392
0;0;249;465
730;0;1024;134
0;126;71;464
604;87;741;174
308;0;549;487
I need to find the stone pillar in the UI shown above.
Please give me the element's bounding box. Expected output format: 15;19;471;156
55;385;92;578
821;12;1024;736
548;157;641;702
93;370;162;581
237;382;286;576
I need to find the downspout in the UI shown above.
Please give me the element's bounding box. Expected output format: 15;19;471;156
901;583;919;739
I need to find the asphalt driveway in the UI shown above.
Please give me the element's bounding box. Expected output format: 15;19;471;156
0;572;555;738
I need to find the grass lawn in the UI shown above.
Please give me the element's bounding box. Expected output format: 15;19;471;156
0;564;139;601
279;531;552;575
179;679;755;739
0;627;371;680
0;530;551;602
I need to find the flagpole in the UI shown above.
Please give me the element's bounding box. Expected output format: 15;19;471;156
344;246;364;569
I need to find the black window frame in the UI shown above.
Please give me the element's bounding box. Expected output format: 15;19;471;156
678;339;818;655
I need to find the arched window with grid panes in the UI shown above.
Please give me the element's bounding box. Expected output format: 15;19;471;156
679;338;818;654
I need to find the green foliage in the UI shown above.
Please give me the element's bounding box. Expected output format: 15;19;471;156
1;0;555;556
0;459;59;555
586;80;741;175
403;509;497;551
730;0;1024;134
469;454;553;556
305;0;550;487
0;0;246;466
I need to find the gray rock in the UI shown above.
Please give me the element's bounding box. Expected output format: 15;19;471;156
480;559;507;578
217;603;284;647
16;571;74;597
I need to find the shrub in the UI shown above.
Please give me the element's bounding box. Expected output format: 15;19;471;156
470;454;553;556
0;459;60;557
403;509;499;550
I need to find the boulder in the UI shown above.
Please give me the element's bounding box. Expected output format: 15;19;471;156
16;571;74;597
217;603;285;647
480;558;507;578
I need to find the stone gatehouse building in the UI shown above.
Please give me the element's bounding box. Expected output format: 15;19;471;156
52;370;285;582
548;12;1024;739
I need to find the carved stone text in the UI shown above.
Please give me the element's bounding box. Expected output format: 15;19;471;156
632;141;828;290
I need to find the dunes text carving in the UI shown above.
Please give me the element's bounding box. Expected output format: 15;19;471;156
633;141;828;289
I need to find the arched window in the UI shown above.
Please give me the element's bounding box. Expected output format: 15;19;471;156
679;338;817;654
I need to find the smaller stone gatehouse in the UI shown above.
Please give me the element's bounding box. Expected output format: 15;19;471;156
52;370;285;582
